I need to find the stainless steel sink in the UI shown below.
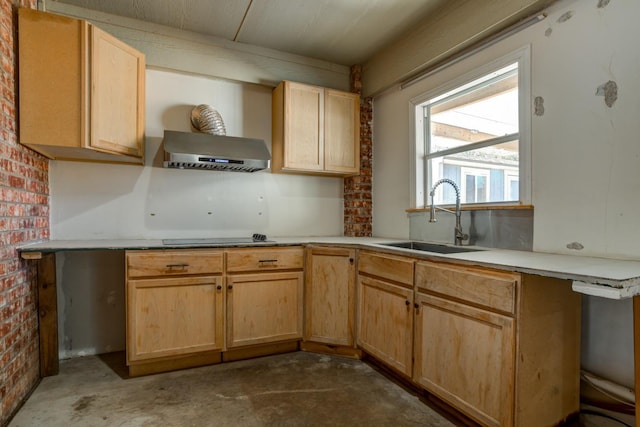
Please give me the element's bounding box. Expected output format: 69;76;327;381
380;241;483;254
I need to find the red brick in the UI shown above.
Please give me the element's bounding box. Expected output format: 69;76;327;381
344;66;373;236
0;1;46;423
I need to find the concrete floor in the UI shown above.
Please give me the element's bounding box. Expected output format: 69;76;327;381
9;351;456;427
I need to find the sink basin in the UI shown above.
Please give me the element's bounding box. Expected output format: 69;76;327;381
380;241;483;254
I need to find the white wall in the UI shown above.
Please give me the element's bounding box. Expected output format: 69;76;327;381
372;0;637;387
51;69;344;240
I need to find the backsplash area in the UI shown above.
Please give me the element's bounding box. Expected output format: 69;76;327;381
409;208;533;251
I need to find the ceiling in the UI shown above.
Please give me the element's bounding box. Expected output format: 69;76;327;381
49;0;450;66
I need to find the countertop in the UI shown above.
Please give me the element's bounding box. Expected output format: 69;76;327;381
18;236;640;299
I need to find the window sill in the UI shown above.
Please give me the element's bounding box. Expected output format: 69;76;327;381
406;204;533;213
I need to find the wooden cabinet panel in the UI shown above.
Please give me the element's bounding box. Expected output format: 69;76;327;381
272;80;359;176
18;8;145;164
415;261;517;314
127;250;223;278
304;246;356;346
414;293;515;427
18;9;85;152
514;275;581;427
127;276;224;362
358;251;414;287
226;247;304;273
324;89;360;173
284;83;323;171
226;271;304;348
90;25;145;157
357;275;413;377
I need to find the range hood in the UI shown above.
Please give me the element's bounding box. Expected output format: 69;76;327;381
162;130;271;172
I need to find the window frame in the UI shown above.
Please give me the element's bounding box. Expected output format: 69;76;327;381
409;45;531;209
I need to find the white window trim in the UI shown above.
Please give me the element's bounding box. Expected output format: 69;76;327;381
408;45;531;209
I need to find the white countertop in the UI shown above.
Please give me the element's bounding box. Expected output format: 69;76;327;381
19;236;640;299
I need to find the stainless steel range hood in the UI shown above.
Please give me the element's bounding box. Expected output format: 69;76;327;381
162;130;271;172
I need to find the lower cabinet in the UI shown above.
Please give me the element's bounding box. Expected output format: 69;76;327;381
226;271;303;348
414;293;515;427
225;247;305;350
414;260;581;427
123;245;580;426
304;246;356;348
127;276;225;362
125;249;225;376
357;251;415;377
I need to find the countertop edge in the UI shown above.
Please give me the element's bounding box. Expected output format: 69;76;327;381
18;237;640;298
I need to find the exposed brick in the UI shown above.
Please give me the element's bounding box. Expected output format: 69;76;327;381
344;66;373;237
0;1;47;424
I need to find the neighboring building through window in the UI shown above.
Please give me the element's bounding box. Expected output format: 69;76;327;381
412;47;530;208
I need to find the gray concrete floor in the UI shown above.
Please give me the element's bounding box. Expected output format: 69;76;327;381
9;351;456;427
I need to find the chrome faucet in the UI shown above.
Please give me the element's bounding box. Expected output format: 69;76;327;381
429;179;469;246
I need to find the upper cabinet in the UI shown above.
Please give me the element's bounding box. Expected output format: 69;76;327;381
18;9;145;164
272;81;360;176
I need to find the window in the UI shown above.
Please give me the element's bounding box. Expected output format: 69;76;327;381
412;47;530;208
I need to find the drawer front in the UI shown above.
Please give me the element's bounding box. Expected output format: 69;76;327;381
226;247;304;272
415;261;518;314
358;251;414;287
126;250;223;278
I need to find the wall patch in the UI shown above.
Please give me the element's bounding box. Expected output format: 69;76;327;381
534;96;545;116
557;11;574;23
597;0;611;8
566;242;584;250
596;80;618;107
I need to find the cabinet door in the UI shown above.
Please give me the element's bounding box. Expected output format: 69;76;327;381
90;25;145;158
357;275;413;377
127;276;224;363
414;293;515;427
324;89;360;174
304;247;356;346
283;82;323;171
18;9;86;152
226;271;303;348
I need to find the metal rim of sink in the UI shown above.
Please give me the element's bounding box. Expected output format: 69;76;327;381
379;241;483;254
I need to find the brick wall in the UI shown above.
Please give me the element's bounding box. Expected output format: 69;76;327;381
1;0;49;424
344;65;373;237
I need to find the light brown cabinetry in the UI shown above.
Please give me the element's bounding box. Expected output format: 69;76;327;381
125;250;224;376
414;262;517;426
225;247;304;349
357;251;414;377
303;246;357;352
18;8;145;164
414;260;581;427
271;81;360;176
